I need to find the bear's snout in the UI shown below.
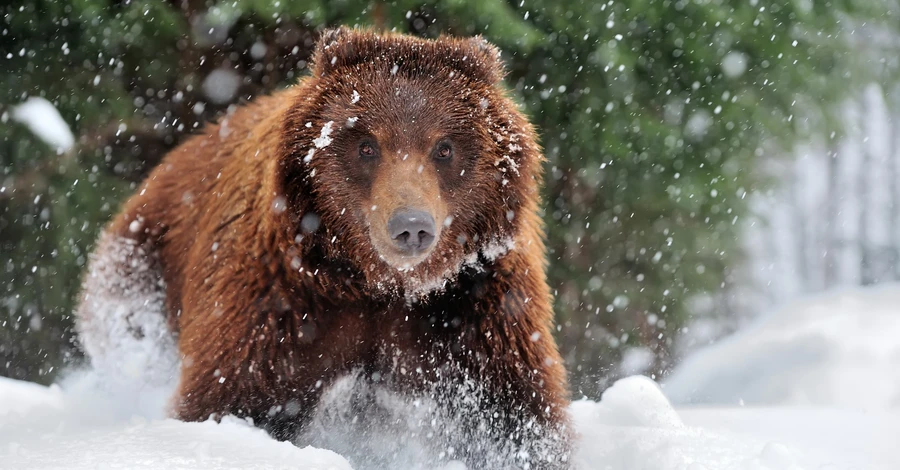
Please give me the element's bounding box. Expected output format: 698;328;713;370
387;209;436;254
368;157;446;269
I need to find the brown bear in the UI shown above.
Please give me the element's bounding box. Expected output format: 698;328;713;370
76;27;571;468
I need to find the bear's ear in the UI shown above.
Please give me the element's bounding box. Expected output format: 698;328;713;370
448;35;505;85
311;27;506;85
311;26;359;78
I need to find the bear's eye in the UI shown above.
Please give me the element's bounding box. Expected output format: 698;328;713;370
435;143;453;161
359;142;377;158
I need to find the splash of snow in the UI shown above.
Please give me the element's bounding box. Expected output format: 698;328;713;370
351;90;360;104
11;97;75;153
75;232;179;387
295;370;569;469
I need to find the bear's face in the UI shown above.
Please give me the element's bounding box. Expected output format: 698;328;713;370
281;29;541;297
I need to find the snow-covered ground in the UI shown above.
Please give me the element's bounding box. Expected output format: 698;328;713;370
3;284;900;469
665;284;900;409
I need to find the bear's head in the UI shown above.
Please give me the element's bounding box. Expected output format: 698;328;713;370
280;28;543;298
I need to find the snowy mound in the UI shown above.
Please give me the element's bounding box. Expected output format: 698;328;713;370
3;373;899;469
0;375;351;470
665;284;900;409
4;287;900;469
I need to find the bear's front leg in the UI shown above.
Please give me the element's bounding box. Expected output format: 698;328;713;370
396;253;572;469
463;265;572;469
173;259;369;440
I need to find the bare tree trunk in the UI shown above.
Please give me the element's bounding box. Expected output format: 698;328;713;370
791;162;809;291
764;214;780;304
859;101;875;285
889;86;900;281
824;136;841;287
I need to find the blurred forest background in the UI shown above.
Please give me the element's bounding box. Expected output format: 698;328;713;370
2;0;899;397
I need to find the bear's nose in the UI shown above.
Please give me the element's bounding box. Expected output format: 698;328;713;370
387;209;436;254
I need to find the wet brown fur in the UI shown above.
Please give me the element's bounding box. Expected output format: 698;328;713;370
79;28;570;466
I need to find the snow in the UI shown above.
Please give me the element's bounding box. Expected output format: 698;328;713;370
314;121;336;148
478;236;515;262
0;376;63;412
680;408;900;470
304;120;336;163
721;51;749;78
685;109;713;139
494;154;520;175
665;284;900;409
618;346;655;376
0;376;350;470
1;373;897;470
3;286;900;469
203;68;242;104
10;96;76;153
574;377;900;470
75;233;180;387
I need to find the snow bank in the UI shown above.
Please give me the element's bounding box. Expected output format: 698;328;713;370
4;286;900;469
681;407;900;470
0;375;351;470
572;376;900;470
665;284;900;409
0;376;64;413
3;373;897;470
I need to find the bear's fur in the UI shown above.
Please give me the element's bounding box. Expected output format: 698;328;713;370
76;28;570;468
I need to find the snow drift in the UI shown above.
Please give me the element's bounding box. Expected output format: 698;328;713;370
3;285;900;469
3;373;899;470
665;284;900;409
